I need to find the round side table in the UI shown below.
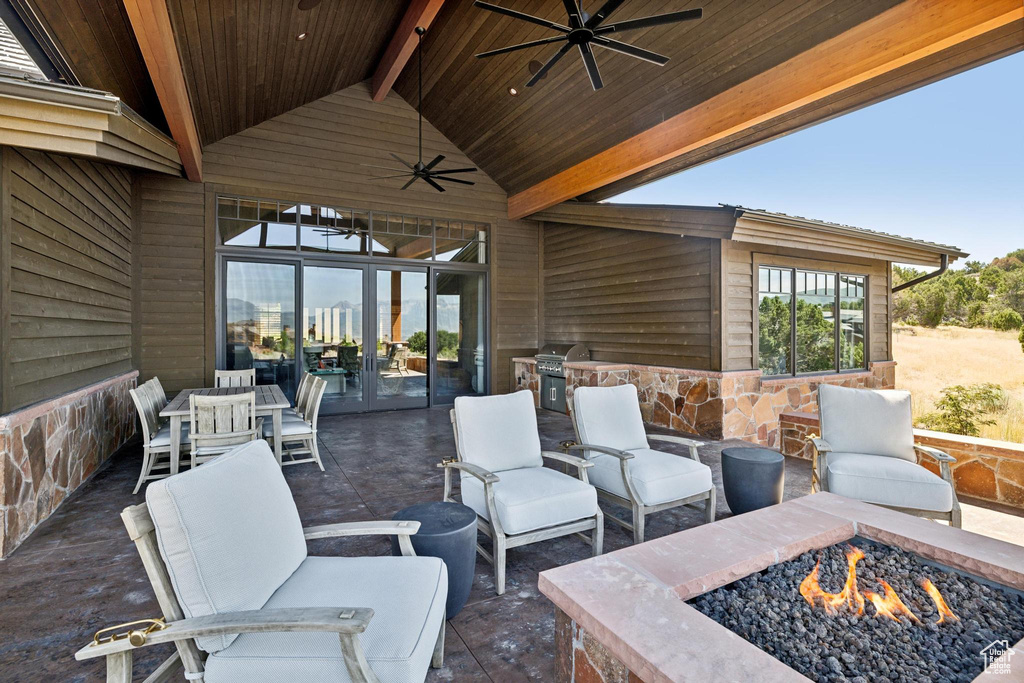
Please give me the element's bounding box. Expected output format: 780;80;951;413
391;501;477;618
720;447;785;515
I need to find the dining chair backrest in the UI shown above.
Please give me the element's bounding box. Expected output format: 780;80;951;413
130;384;160;446
300;376;327;428
214;368;256;388
189;392;260;456
294;372;313;415
148;376;168;411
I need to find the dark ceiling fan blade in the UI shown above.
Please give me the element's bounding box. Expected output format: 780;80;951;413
424;154;446;170
432;167;477;175
475;34;568;58
400;177;418;191
527;42;573;87
473;1;570;33
390;152;414;169
361;164;413;172
585;0;627;28
578;42;603;90
592;37;669;65
595;8;703;33
372;174;416;180
433;175;475;186
424;176;447;193
562;0;583;29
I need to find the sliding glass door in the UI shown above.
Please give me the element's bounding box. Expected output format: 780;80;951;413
434;270;486;403
371;266;429;410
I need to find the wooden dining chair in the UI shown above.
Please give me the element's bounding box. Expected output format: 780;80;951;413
188;392;263;467
214;368;256;388
129;383;190;494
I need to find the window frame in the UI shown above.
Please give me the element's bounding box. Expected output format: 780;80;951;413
754;258;869;378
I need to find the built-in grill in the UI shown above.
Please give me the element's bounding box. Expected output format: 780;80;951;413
535;343;590;412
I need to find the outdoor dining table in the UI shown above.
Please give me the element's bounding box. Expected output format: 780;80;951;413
159;385;291;474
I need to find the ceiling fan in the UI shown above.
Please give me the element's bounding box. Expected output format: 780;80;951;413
474;1;702;91
367;27;476;192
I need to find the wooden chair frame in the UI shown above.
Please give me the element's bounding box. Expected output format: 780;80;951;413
440;409;603;596
214;368;256;388
277;376;327;470
129;384;190;495
75;504;444;682
188;392;263;468
810;392;962;528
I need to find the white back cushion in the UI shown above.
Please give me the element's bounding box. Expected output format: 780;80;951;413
453;391;542;473
146;439;307;652
572;384;649;455
817;384;916;462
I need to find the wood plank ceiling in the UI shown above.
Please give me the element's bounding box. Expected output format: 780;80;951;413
392;0;903;195
163;0;405;145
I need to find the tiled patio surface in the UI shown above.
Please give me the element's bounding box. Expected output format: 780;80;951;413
1;406;1021;682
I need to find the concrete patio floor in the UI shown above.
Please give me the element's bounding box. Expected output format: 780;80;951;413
1;406;1021;681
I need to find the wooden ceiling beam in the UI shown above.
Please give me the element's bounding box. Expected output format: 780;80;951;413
371;0;446;103
507;0;1024;219
122;0;202;181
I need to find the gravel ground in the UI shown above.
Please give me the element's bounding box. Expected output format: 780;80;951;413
689;540;1024;682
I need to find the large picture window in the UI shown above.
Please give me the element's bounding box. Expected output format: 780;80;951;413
757;266;866;376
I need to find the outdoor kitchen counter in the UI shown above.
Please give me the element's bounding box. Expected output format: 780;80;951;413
512;357;633;371
538;492;1024;683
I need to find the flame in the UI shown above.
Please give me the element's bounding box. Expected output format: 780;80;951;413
862;580;921;624
799;546;866;616
922;578;959;623
798;546;958;626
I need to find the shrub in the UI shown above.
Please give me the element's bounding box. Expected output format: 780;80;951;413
919;383;1005;436
406;329;460;357
407;330;428;354
1019;327;1024;354
988;308;1023;331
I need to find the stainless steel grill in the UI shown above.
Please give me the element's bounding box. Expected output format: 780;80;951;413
535;343;590;412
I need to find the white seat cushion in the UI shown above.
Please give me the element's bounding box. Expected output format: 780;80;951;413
461;466;598;535
827;452;953;512
572;384;649;456
818;385;917;462
203;556;447;683
149;422;192;448
588;448;713;506
263;420;312;439
146;440;307;652
453;391;542;473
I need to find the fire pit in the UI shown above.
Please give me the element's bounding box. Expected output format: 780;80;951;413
539;493;1024;682
690;539;1024;681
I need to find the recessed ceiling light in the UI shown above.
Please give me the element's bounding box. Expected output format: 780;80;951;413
508;87;519;96
296;32;307;41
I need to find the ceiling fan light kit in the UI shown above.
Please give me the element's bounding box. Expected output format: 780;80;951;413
368;27;477;192
473;0;702;91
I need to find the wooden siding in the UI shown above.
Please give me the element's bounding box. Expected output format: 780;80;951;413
723;241;891;372
133;174;209;393
1;148;133;411
542;223;716;369
134;81;539;395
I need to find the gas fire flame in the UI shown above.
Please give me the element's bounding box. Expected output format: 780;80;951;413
798;545;958;625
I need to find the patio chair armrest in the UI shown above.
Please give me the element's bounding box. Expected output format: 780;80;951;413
563;443;634;460
436;460;500;484
808;437;832;454
542;450;593;469
914;444;956;463
303;520;421;540
647;433;705;449
76;607;374;661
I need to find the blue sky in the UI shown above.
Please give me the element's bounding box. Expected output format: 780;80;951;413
610;52;1024;266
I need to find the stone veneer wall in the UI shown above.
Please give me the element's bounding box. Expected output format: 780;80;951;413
780;411;1024;510
513;359;895;446
555;608;640;683
0;371;137;557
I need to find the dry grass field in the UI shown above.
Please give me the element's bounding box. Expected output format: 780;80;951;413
893;325;1024;443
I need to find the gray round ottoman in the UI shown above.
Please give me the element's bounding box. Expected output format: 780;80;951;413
391;501;477;618
721;447;785;515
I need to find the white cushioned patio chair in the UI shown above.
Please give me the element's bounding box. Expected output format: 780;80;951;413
568;384;716;544
129;383;190;494
811;384;961;527
75;439;447;682
441;390;602;595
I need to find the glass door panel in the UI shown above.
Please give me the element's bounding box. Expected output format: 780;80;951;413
302;265;366;413
224;260;297;398
372;267;428;408
434;271;486;403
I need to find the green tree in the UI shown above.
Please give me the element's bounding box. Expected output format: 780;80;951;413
795;298;835;372
1019;327;1024;354
919;383;1005;436
988;308;1023;331
758;296;791;374
963;260;985;274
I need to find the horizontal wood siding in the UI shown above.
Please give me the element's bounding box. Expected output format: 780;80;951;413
495;220;539;392
2;147;133;411
134;174;208;394
543;224;716;369
723;241;891;371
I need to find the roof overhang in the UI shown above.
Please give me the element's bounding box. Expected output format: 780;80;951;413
0;75;181;175
532;202;735;240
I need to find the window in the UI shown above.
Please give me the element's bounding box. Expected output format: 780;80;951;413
757;266;866;376
218;197;297;249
